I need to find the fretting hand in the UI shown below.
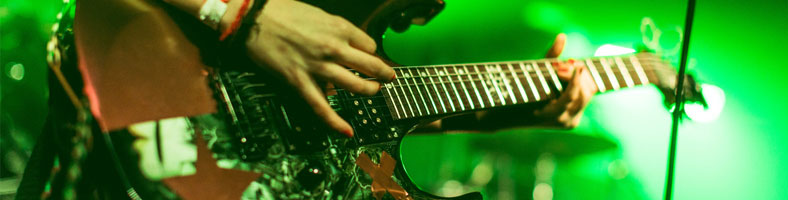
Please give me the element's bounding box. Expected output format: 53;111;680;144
430;33;598;132
532;33;598;128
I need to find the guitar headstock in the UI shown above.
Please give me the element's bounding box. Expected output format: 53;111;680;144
636;53;707;108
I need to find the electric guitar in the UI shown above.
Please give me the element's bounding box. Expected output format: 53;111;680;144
66;0;706;199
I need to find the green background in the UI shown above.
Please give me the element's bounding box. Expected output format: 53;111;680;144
2;0;787;199
383;0;788;199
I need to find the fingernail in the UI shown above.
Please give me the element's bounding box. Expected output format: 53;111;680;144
390;73;397;82
342;129;354;137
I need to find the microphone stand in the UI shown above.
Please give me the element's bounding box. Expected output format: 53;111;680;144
664;0;696;199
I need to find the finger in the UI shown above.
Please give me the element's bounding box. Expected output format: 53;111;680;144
335;46;395;82
314;62;381;96
535;67;580;117
580;66;600;93
557;111;574;128
290;70;354;137
554;59;576;80
564;68;593;115
340;17;378;54
546;33;567;58
565;89;591;116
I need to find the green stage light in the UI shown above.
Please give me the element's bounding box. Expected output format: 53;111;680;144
593;44;636;57
685;84;724;123
5;62;25;81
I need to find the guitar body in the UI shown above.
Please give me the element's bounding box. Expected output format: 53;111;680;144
200;68;477;199
73;0;481;199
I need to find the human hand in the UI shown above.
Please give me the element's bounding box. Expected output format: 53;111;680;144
533;33;598;128
244;0;395;137
433;34;599;132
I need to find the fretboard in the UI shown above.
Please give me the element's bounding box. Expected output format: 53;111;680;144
380;54;659;120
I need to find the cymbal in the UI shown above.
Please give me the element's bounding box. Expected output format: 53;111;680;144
471;130;618;159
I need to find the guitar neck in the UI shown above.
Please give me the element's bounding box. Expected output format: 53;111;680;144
380;53;660;120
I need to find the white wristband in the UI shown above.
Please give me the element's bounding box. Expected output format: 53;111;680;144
198;0;228;30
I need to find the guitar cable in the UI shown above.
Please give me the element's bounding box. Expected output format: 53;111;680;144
664;0;696;199
101;130;142;200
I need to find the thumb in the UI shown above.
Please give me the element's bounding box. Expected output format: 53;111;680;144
546;33;567;58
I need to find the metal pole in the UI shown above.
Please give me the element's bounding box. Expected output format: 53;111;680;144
664;0;696;199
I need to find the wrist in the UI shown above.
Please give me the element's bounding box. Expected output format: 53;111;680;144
219;0;253;31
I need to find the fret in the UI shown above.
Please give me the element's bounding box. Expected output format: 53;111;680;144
444;67;467;111
393;71;413;118
532;61;552;97
382;84;401;119
474;65;497;106
495;64;518;104
407;67;430;115
584;58;607;92
433;67;456;112
402;69;424;116
464;65;486;108
598;58;620;90
519;62;541;101
620;58;643;85
630;55;650;84
613;57;635;87
415;67;440;114
608;58;629;88
376;54;670;120
593;59;615;91
606;58;629;88
453;65;476;110
375;54;670;120
425;68;448;113
485;64;507;106
544;61;564;92
506;63;529;102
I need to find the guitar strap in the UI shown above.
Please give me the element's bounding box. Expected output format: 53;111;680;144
74;0;217;132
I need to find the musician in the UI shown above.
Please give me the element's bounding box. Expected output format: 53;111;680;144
18;0;597;199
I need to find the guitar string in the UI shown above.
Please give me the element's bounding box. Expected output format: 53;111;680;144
334;67;663;118
380;55;667;69
331;63;662;104
345;62;671;84
337;66;663;90
351;56;671;118
233;56;671;119
351;58;669;73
